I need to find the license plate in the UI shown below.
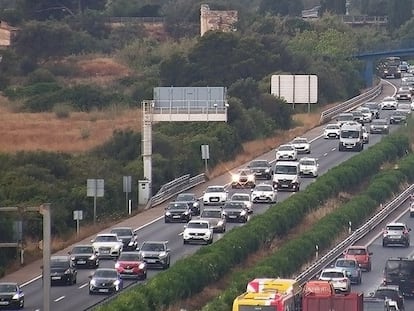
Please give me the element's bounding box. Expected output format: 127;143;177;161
173;215;181;218
146;259;156;263
52;276;61;280
391;235;401;239
77;260;86;264
0;301;9;305
124;269;133;273
99;289;109;293
229;215;237;218
102;250;110;254
281;184;289;187
210;198;219;201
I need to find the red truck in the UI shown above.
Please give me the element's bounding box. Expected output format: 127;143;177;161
302;280;363;311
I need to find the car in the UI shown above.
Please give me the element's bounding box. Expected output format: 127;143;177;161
363;297;400;311
137;241;171;269
91;233;123;259
199;207;227;233
299;157;318;177
222;201;249;223
69;244;99;268
318;268;351;294
290;137;311;154
356;106;373;123
110;227;138;251
400;61;410;72
115;251;147;279
397;103;411;115
231;168;256;189
362;101;380;119
382;222;411;247
380;96;398;110
333;258;362;284
49;255;77;285
275;144;298;161
362;126;369;144
370;285;405;311
176;192;201;216
390;110;407;124
336;112;354;126
164;201;192;223
202;185;228;206
323;123;341;139
88;268;123;295
384;257;414;297
247;159;273;180
396;89;412;101
352;110;365;124
251;183;277;203
182;219;213;245
410;202;414;217
343;245;373;271
370;119;389;134
0;282;24;309
230;192;253;213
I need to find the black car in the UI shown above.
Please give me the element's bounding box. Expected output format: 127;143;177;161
138;241;171;269
370;285;404;310
49;255;77;285
0;282;24;309
247;159;273;180
175;192;201;216
164;201;192;223
88;268;123;295
222;201;249;223
370;119;389;134
110;227;138;251
390;110;407;124
69;244;99;268
384;257;414;297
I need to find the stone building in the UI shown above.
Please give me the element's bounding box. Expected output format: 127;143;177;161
200;4;238;36
0;21;17;47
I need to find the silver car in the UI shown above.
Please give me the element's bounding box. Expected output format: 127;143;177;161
199;208;226;233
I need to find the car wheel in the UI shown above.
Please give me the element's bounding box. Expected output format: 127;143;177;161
183;240;187;245
382;240;387;247
89;291;94;295
73;275;77;284
19;300;24;309
164;218;169;223
358;276;362;285
367;263;371;272
406;241;410;248
142;271;147;279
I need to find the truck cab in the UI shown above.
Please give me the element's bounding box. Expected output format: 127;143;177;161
272;161;301;192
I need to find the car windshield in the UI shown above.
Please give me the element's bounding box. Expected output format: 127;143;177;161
95;235;118;242
373;289;399;300
336;259;356;268
293;138;307;144
206;187;225;193
373;119;387;125
279;145;294;151
340;130;360;139
398;104;411;110
176;194;194;201
363;103;379;109
386;225;405;231
118;253;140;261
393;110;406;116
321;271;344;278
94;269;117;278
0;284;17;292
300;160;315;166
72;246;94;254
346;248;366;255
111;228;132;236
187;222;209;229
201;210;222;218
223;202;245;210
385;260;414;277
249;160;269;168
238;170;250;175
51;258;70;268
326;124;340;129
359;108;370;113
337;114;353;121
231;195;250;201
254;185;273;192
275;165;297;174
168;202;187;209
141;243;165;252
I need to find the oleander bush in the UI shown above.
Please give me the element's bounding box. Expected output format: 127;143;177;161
96;133;410;310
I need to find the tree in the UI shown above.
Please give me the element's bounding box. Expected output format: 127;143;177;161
387;0;412;31
259;0;303;16
320;0;346;15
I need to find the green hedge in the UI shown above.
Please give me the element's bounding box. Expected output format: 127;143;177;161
96;133;410;311
202;152;414;311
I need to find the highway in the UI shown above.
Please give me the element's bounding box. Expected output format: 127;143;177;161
12;79;406;310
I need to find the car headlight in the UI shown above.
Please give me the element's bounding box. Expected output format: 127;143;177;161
222;211;227;215
64;268;71;274
193;202;199;207
90;279;97;286
232;175;239;182
247;175;255;181
114;244;121;250
384;125;388;128
159;251;167;258
88;254;96;260
217;220;224;226
265;168;270;172
12;293;20;300
165;211;171;216
184;211;190;215
114;279;121;286
115;262;120;269
128;241;135;246
240;210;247;216
138;263;146;269
70;256;76;261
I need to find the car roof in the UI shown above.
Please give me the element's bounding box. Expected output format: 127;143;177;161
254;183;273;187
111;227;133;230
96;233;118;237
202;207;223;212
386;222;406;226
207;185;225;189
336;257;357;263
72;244;94;248
142;240;168;245
347;245;367;249
232;192;250;196
300;157;316;162
376;284;400;291
275;161;299;166
321;268;346;273
188;219;209;224
0;282;18;286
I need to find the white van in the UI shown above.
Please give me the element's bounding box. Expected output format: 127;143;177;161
272;161;301;192
339;122;364;152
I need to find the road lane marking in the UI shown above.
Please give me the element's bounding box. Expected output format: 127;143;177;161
54;296;65;302
79;283;89;289
324;152;328;156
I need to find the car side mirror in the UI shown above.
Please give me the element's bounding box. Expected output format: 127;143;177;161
90;239;94;243
250;189;254;192
184;225;187;229
409;228;412;232
88;275;93;279
68;251;71;255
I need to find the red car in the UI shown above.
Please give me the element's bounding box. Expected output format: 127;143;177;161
114;252;147;280
343;245;373;272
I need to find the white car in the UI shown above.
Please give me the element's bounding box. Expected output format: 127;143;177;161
91;233;124;259
380;96;397;110
410;202;414;217
318;268;351;294
323;123;341;139
231;192;253;213
291;137;311;154
202;185;228;206
182;220;213;245
362;126;369;144
299;157;318;177
356;107;372;123
275;144;298;161
251;183;277;203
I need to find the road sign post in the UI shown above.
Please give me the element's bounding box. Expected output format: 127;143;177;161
123;176;132;215
87;179;104;225
73;210;83;237
201;144;210;174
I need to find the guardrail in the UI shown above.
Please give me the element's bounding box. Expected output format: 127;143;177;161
295;184;414;286
144;173;206;209
319;83;383;125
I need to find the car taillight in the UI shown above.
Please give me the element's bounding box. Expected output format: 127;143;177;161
403;230;408;234
383;230;388;235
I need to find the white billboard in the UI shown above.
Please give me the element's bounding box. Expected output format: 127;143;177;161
271;75;318;104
